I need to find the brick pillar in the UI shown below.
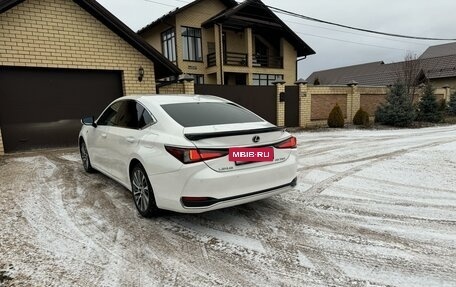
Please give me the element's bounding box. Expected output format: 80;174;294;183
295;79;310;128
179;74;195;95
347;80;360;123
443;85;451;102
0;128;4;156
273;80;286;127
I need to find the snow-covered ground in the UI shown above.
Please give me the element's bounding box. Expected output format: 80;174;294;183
1;125;455;286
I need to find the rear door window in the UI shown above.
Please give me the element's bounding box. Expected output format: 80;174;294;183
114;100;154;129
161;102;263;127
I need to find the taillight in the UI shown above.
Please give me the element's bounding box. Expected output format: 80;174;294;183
165;146;228;164
274;136;297;149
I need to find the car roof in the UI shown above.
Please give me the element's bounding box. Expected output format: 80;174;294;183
120;94;229;106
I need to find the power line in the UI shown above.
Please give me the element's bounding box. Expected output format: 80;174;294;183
296;32;408;51
281;16;429;47
143;0;179;9
139;0;445;50
267;4;456;41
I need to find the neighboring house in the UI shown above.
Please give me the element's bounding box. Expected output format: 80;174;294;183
0;0;181;154
307;42;456;90
419;42;456;59
138;0;315;86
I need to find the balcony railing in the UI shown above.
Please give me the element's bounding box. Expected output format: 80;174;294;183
252;55;283;69
207;52;248;67
224;52;248;66
207;53;216;67
207;52;282;68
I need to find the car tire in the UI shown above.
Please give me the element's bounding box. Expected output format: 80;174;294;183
131;163;160;218
80;140;94;173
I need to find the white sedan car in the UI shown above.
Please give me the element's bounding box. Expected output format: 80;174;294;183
79;95;297;217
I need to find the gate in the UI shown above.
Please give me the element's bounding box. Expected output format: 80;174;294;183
195;84;277;124
284;86;299;127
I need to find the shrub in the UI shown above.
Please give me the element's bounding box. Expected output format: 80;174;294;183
449;91;456;116
353;108;370;126
417;83;443;122
327;103;345;128
375;81;415;127
438;98;448;113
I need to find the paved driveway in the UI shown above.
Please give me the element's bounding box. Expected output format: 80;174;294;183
1;126;455;286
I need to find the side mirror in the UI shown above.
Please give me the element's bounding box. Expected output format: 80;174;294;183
81;116;97;128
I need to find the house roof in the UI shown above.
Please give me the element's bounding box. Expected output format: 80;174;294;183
307;54;456;86
419;42;456;59
201;0;315;57
306;61;385;85
137;0;238;35
0;0;181;79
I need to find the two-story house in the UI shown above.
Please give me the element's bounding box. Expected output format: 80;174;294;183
138;0;315;86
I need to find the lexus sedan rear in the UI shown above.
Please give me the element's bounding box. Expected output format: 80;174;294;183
79;95;297;217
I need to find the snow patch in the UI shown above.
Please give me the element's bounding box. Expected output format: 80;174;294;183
175;220;265;253
297;251;314;269
60;153;81;163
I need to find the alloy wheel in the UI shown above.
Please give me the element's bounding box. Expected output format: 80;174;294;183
132;169;150;213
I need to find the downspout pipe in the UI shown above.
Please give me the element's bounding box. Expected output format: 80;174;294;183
296;56;307;82
217;23;224;85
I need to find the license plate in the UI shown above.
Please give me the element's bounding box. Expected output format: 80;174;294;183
229;147;274;162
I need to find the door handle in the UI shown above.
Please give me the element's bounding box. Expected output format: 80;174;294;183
126;137;135;143
101;133;107;138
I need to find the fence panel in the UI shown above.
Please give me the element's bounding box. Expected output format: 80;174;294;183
195;84;277;124
311;94;348;120
284;86;299;127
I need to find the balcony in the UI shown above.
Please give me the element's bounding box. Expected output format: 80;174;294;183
207;52;283;69
207;52;249;67
224;52;248;66
252;54;283;69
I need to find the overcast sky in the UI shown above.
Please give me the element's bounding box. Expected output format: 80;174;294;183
98;0;456;79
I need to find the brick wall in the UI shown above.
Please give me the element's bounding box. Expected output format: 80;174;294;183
295;85;389;128
175;0;226;76
360;94;387;116
0;0;156;95
158;83;185;94
311;94;348;120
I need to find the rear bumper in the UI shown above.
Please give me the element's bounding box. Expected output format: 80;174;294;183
181;177;297;208
148;153;297;213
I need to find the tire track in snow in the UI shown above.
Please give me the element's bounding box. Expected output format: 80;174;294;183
297;138;456;201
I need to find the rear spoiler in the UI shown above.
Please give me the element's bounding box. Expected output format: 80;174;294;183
185;127;284;141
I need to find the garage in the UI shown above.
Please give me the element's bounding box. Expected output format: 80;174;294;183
0;67;123;152
0;0;181;155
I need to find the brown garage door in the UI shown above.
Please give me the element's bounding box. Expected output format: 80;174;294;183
0;66;123;152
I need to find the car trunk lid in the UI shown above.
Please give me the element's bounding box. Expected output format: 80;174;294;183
184;123;293;172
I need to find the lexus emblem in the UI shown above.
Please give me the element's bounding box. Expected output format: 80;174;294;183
252;136;260;143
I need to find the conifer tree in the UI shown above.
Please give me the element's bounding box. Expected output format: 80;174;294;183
448;91;456;116
375;81;415;127
417;83;442;122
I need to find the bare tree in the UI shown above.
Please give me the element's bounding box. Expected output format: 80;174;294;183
395;52;422;104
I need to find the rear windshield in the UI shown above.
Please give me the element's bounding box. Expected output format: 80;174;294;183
161;102;263;127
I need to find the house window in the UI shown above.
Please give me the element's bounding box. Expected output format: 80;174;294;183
189;74;204;84
161;28;176;63
182;26;202;62
252;74;283;86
